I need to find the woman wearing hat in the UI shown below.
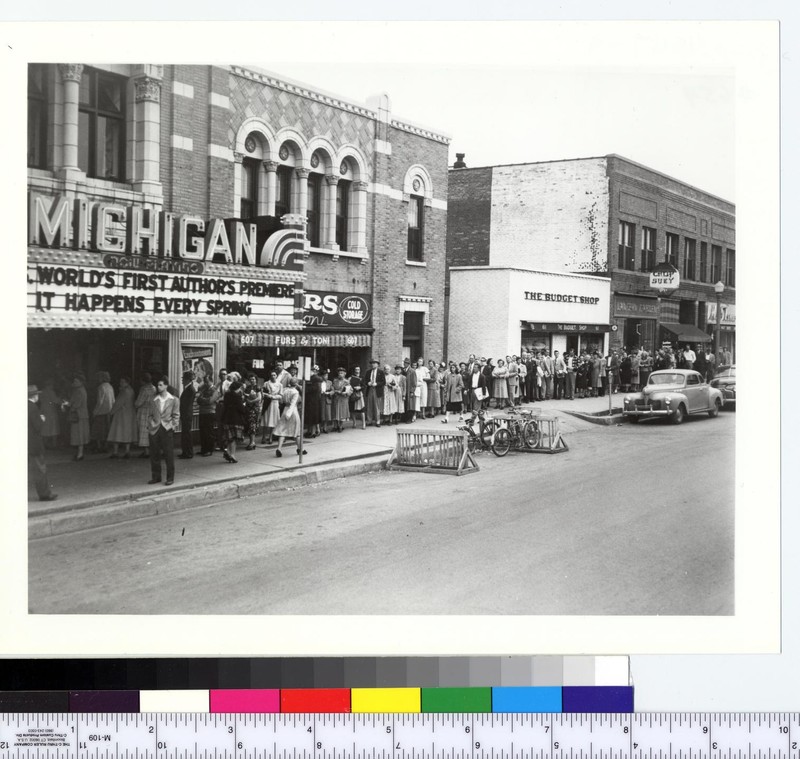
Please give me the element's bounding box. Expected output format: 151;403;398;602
331;367;351;432
348;365;366;430
66;373;90;461
392;365;406;425
382;364;398;424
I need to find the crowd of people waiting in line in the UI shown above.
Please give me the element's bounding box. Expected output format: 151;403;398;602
28;344;733;494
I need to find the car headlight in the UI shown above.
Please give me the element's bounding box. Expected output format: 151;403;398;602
665;398;671;405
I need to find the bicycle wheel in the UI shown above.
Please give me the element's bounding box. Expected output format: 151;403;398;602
491;428;512;457
522;420;542;449
480;419;498;448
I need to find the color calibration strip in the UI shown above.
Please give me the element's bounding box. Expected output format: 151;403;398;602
0;657;631;713
0;686;633;713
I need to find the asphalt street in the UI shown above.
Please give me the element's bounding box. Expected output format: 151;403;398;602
28;412;734;615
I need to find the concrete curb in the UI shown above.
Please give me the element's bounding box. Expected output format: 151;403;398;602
560;409;626;426
29;454;390;539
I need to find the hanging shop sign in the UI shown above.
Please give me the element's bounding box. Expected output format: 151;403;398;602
28;192;305;271
228;332;372;349
27;263;296;323
649;262;680;290
303;291;372;329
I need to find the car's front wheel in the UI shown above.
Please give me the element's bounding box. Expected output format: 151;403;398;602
708;398;721;418
670;404;686;424
628;414;639;424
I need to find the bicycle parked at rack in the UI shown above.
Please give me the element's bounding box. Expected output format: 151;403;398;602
490;412;543;457
455;408;501;453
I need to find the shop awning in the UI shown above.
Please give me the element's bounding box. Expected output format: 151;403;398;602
660;323;713;343
228;331;372;349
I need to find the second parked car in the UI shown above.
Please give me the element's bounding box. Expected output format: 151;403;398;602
623;369;724;424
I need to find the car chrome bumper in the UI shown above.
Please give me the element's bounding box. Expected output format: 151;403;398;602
623;408;671;417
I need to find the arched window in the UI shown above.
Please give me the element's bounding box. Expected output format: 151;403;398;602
240;157;260;219
336;179;351;251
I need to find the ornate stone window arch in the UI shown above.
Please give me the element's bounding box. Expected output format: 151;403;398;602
403;164;434;203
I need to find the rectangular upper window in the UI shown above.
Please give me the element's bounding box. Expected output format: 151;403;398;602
666;233;680;268
725;248;736;287
618;221;635;271
683;237;696;280
711;244;723;283
77;67;126;181
407;195;424;262
640;226;656;272
699;242;708;283
28;63;49;169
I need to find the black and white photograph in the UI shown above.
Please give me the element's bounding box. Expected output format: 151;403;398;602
4;15;779;655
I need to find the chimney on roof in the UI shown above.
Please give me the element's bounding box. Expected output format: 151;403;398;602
453;152;467;169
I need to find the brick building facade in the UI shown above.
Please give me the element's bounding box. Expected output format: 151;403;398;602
447;155;735;360
27;63;449;403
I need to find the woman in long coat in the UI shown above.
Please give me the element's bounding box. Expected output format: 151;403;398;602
305;369;323;437
630;351;641;392
244;375;263;450
68;373;90;460
506;357;520;405
426;360;441;418
221;380;246;463
442;362;464;423
382;364;399;424
492;359;510;408
134;373;155;456
107;377;137;458
274;378;303;456
261;371;283;445
348;366;366;430
591;353;603;396
393;365;406;425
91;371;115;453
619;352;632;392
332;368;351;432
320;370;334;433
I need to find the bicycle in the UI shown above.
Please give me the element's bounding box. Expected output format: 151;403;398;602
455;408;500;453
490;413;542;457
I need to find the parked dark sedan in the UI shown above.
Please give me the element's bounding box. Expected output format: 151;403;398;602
710;365;736;408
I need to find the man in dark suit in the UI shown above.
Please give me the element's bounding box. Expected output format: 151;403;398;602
178;370;196;459
147;376;180;486
364;358;386;427
28;384;57;502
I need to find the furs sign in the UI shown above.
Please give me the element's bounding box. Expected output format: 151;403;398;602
303;291;372;330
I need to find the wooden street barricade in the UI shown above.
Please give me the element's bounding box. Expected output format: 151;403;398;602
387;427;479;476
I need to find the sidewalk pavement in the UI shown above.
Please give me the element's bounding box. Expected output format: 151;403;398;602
28;393;623;537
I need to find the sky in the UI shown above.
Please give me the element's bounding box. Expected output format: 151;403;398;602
255;61;736;201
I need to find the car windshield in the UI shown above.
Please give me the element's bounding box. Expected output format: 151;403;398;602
649;373;684;386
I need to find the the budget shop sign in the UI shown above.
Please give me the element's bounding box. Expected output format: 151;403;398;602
303;291;372;329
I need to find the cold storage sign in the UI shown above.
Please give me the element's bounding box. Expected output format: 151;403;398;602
303;291;372;329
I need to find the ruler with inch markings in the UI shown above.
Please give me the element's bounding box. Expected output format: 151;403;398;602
2;713;800;759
